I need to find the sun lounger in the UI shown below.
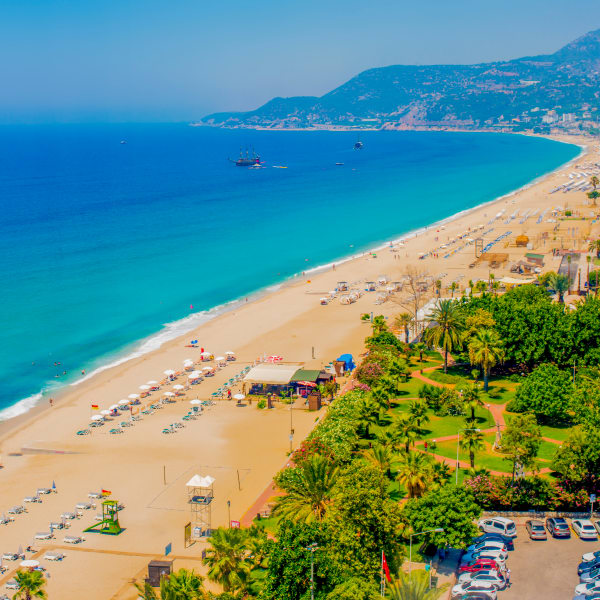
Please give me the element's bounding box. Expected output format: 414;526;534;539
37;488;52;495
34;531;53;540
49;521;64;530
8;506;25;514
76;429;91;435
172;422;184;428
61;512;77;520
75;502;92;510
23;496;41;503
63;535;84;544
5;581;19;590
162;428;173;434
88;491;103;499
120;421;133;427
44;551;64;561
2;552;19;561
109;428;123;434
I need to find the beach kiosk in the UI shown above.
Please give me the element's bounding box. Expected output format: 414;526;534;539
187;474;215;538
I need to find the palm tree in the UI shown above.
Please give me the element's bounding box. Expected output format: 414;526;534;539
435;279;442;297
372;384;392;411
13;571;47;600
161;569;206;600
203;528;251;592
474;280;487;295
134;581;159;600
547;272;570;303
413;342;426;363
491;281;500;295
567;255;572;294
363;443;393;476
395;313;413;343
395;414;421;452
389;357;411;383
460;427;485;469
589;239;600;259
488;272;495;292
388;569;448;599
424;299;464;373
459;381;482;421
427;460;452;489
591;175;599;190
467;329;504;392
372;315;387;334
273;454;339;523
408;399;430;429
587;255;592;295
396;450;432;498
450;282;458;298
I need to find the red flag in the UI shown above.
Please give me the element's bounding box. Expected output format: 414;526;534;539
382;551;391;583
91;404;99;410
101;489;111;496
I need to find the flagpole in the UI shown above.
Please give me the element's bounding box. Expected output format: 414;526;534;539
380;550;384;597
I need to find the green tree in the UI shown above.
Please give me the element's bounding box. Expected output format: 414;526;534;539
160;569;206;600
458;381;482;421
510;363;573;424
395;313;413;344
388;570;448;600
363;443;393;477
13;570;47;600
501;414;542;479
474;280;487;295
589;238;600;258
359;396;384;438
274;454;339;523
460;425;485;469
413;342;427;362
134;581;159;600
547;272;570;303
203;528;251;593
389;357;411;383
402;485;481;550
467;328;504;391
424;300;465;373
325;577;379;600
394;414;421;453
408;399;430;430
591;175;599;190
326;461;402;584
396;450;432;498
551;428;600;492
588;191;600;208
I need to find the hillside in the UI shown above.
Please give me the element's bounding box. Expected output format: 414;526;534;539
202;29;600;133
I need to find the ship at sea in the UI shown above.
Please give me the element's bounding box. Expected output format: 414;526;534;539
353;135;363;150
230;148;261;166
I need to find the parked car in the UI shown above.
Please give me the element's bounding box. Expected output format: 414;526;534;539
575;581;600;596
466;541;507;554
546;517;571;538
472;533;514;551
459;558;502;574
578;558;600;575
477;517;517;538
583;551;600;563
460;549;507;567
451;580;497;599
573;592;600;600
525;519;547;540
574;520;599;541
458;570;506;590
580;566;600;584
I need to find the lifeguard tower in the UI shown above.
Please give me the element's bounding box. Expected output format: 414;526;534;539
83;499;123;535
186;474;215;538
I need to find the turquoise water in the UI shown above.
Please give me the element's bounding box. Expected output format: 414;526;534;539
0;125;579;418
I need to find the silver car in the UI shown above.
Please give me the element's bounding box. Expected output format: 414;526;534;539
458;569;506;590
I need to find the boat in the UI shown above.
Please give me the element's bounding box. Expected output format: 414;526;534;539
230;148;261;166
120;140;127;145
353;135;363;150
335;162;344;166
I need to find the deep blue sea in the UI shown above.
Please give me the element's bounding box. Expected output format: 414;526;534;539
0;125;579;419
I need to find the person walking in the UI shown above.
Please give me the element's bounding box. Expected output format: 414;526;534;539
505;567;511;587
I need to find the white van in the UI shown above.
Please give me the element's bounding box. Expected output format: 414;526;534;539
478;517;517;538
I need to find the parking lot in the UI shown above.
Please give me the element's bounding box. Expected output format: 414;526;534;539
501;523;597;600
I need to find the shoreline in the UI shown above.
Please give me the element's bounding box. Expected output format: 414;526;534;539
0;132;585;435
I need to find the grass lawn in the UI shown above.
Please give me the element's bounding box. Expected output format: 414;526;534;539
540;424;574;442
417;406;494;440
537;439;561;462
431;436;513;473
392;377;425;400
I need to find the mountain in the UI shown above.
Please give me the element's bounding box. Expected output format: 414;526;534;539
202;29;600;132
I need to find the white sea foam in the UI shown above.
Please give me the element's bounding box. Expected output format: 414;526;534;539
0;393;43;422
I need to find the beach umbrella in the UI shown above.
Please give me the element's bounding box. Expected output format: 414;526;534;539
128;393;140;399
202;366;213;371
119;399;130;406
233;393;245;400
164;392;175;397
225;351;235;355
173;384;185;390
100;410;111;416
147;380;158;385
52;481;56;491
90;415;103;421
20;559;40;569
109;404;119;411
190;399;202;405
164;369;176;376
183;358;194;364
215;356;225;362
139;385;151;391
200;351;212;358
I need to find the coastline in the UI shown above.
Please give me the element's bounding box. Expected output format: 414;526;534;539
0;132;585;435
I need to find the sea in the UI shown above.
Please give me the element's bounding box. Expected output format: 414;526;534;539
0;125;580;420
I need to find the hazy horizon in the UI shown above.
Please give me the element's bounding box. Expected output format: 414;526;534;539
3;0;599;124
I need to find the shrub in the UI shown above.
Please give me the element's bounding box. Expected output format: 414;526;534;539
257;398;266;409
354;362;384;386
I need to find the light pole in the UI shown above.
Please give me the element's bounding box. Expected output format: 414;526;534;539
306;543;319;600
227;500;231;527
289;389;294;453
409;528;444;576
456;428;480;484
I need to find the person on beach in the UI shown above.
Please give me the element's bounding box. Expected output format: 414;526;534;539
227;389;232;400
49;398;53;407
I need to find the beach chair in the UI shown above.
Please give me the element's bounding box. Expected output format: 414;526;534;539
120;421;133;427
161;428;172;434
109;428;123;435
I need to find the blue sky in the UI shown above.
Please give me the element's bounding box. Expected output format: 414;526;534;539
1;0;598;123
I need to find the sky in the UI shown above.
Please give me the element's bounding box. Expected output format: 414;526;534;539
1;0;598;123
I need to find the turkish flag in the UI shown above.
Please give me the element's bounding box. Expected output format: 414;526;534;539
382;551;391;583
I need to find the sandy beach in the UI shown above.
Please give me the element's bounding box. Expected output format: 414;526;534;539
0;133;598;599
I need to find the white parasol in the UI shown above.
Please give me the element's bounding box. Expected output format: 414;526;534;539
164;369;176;376
163;391;175;397
225;351;235;355
119;399;130;406
215;356;225;362
233;393;245;400
109;404;120;410
100;410;111;416
128;394;140;399
139;385;150;391
189;399;202;405
173;384;185;390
